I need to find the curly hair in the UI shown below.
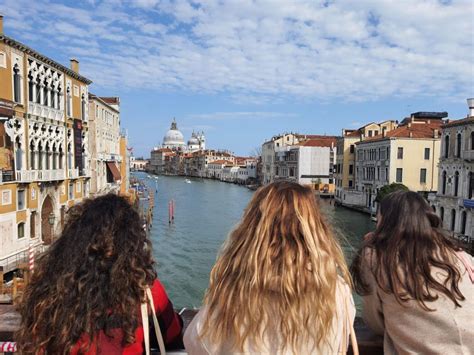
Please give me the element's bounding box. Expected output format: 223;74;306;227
16;194;157;354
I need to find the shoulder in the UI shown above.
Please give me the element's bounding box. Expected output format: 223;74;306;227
150;279;170;312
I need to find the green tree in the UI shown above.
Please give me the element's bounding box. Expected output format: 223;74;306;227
375;183;409;203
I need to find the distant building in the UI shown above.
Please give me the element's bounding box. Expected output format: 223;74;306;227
353;112;445;213
130;157;148;171
88;94;121;195
335;121;398;203
274;137;337;187
433;99;474;239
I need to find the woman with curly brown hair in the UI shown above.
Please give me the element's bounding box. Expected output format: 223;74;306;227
184;181;356;354
351;190;474;355
16;194;183;354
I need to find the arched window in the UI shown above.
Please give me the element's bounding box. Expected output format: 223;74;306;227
52;143;57;170
43;79;48;106
38;142;43;170
50;87;55;109
470;172;474;199
440;207;444;223
45;142;50;170
15;136;22;171
57;85;62;109
432;205;436;213
59;146;64;169
461;211;467;235
30;141;35;170
442;171;447;194
28;72;34;103
66;87;72;117
454;171;459;196
35;77;41;104
444;135;449;158
13;65;21;103
17;222;25;239
456;133;462;157
451;209;456;231
81;94;86;121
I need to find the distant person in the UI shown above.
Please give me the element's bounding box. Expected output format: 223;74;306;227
184;181;357;354
16;194;183;354
351;190;474;355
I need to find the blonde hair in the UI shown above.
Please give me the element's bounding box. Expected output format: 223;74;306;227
200;181;351;352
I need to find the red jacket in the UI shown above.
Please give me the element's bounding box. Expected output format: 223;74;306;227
71;279;183;354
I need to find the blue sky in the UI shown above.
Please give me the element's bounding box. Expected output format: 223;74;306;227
1;0;472;157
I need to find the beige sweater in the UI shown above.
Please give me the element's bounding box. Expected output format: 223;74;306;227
360;250;474;355
183;279;355;355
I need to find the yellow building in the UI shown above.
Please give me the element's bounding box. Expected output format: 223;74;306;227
0;16;92;272
354;113;444;212
335;121;397;202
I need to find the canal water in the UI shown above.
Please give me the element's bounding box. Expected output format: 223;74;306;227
137;172;373;311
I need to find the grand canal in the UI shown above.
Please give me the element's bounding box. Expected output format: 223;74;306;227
137;173;373;310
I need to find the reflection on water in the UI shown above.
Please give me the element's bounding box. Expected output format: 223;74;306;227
137;173;373;310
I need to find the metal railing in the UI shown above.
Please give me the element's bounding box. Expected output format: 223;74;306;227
0;244;48;274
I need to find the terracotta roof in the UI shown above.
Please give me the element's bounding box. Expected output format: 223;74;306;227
208;160;228;165
442;116;474;128
298;137;337;147
357;121;443;144
345;130;362;138
100;97;120;105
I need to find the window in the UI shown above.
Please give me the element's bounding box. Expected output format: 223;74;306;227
442;171;447;194
289;167;295;177
470;172;474;199
30;212;36;238
451;209;456;231
396;168;403;183
440;207;444;223
349;164;353;175
420;168;427;184
0;51;6;68
35;77;41;103
81;94;86;121
374;130;379;136
13;65;21;103
68;183;74;200
397;147;403;159
17;223;25;239
66;87;72;117
28;73;34;102
444;135;449;158
1;190;12;205
461;211;467;235
471;131;474;150
350;145;354;153
456;133;462;157
424;148;430;160
454;171;459;196
368;130;373;137
17;189;26;210
349;180;353;188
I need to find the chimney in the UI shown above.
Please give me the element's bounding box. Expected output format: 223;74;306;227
0;15;4;35
434;129;439;138
468;98;474;117
409;132;413;138
408;123;412;128
70;58;79;73
382;127;386;137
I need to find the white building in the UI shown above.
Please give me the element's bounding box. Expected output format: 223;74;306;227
433;99;474;241
274;137;337;186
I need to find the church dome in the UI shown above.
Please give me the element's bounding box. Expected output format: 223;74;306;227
188;135;200;146
163;119;185;148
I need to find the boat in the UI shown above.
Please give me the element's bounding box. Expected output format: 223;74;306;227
185;178;192;184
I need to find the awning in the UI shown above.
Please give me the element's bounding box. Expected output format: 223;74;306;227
106;161;121;181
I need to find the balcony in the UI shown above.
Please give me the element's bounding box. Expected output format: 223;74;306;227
68;168;79;179
15;169;66;183
28;102;64;121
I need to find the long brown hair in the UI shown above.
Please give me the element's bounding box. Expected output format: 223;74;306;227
351;190;465;310
16;194;156;354
200;181;351;352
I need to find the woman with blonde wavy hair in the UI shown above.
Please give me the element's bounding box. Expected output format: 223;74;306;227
184;180;356;354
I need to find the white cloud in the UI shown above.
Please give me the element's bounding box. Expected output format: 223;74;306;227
1;0;471;103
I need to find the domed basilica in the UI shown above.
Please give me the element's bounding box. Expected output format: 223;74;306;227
162;118;205;152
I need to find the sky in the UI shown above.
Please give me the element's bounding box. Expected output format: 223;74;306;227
0;0;472;157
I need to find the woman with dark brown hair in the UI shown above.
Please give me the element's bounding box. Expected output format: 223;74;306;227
351;190;474;355
16;194;182;354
